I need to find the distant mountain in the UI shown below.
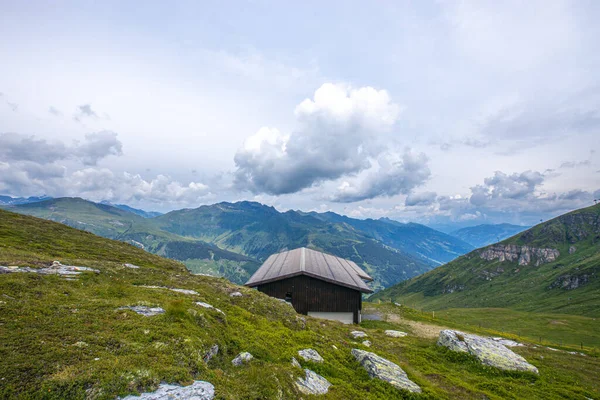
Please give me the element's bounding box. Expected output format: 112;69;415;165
449;223;530;248
5;197;475;291
100;201;163;218
370;203;600;317
0;195;51;206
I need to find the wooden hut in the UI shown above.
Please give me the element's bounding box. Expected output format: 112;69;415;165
245;247;373;324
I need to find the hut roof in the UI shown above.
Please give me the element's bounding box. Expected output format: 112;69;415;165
245;247;373;293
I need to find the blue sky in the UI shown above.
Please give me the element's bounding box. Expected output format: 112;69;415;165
1;0;599;227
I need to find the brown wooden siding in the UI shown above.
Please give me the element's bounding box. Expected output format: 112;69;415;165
255;275;362;323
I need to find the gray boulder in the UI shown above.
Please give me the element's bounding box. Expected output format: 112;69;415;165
350;330;368;339
229;291;243;297
352;349;421;393
291;357;302;369
118;306;165;317
298;348;324;363
195;302;225;315
232;352;253;366
295;369;331;395
438;330;538;373
362;340;372;347
121;381;214;399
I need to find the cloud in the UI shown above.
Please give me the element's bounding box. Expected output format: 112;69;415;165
470;170;545;206
331;150;430;203
405;191;437;207
0;131;122;166
73;104;108;122
6;102;18;112
48;106;62;116
234;83;404;196
560;160;591;169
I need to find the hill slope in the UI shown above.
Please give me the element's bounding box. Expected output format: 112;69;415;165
1;209;599;399
449;223;530;248
371;204;600;317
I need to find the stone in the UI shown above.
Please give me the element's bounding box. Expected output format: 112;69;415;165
298;348;324;363
232;352;253;366
121;381;214;399
438;330;538;373
352;349;421;393
350;330;368;339
140;285;198;295
295;369;331;395
203;344;219;363
229;291;243;297
362;340;371;347
119;306;165;317
490;337;523;347
195;302;224;314
291;357;302;369
123;263;140;269
569;246;577;254
0;262;99;276
385;330;408;338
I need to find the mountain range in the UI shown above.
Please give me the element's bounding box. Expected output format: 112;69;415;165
1;196;474;291
371;203;600;317
449;223;530;248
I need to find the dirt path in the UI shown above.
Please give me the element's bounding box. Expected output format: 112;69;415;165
386;313;451;339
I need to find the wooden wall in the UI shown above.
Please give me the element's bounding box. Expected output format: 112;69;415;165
256;275;362;323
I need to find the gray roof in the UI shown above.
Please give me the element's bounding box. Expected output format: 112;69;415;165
245;247;373;293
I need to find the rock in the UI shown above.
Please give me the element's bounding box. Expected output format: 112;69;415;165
291;357;302;368
385;330;407;338
295;369;331;395
140;285;198;295
203;344;219;363
0;262;99;276
479;245;559;266
229;291;243;297
569;246;577;254
121;380;215;399
490;337;523;347
298;349;324;363
350;330;368;339
118;306;165;317
232;352;253;366
362;340;371;347
352;349;421;393
438;330;538;373
195;302;224;314
123;263;140;269
549;273;592;290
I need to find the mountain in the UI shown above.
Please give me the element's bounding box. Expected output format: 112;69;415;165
2;198;261;283
4;197;475;291
449;223;530;248
0;194;51;205
154;201;434;291
100;201;163;218
370;204;600;317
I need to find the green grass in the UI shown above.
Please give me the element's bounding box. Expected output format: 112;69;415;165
1;209;600;399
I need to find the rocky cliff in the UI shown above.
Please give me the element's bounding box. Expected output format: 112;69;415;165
479;244;560;266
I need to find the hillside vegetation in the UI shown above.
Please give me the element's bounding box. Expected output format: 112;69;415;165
1;209;599;399
371;204;600;317
5;198;473;290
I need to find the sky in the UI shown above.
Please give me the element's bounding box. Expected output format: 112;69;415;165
1;0;599;229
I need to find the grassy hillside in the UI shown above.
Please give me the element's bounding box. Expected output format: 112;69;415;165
1;209;599;399
4;198;261;283
370;204;600;317
449;224;529;249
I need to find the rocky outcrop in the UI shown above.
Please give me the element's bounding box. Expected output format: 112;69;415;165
351;349;421;393
479;245;559;266
0;261;99;276
121;381;214;399
232;352;253;366
437;330;538;373
298;349;324;363
118;306;165;317
569;246;577;254
350;331;368;339
291;357;302;368
549;273;592;290
295;369;331;395
442;283;466;294
385;330;407;338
